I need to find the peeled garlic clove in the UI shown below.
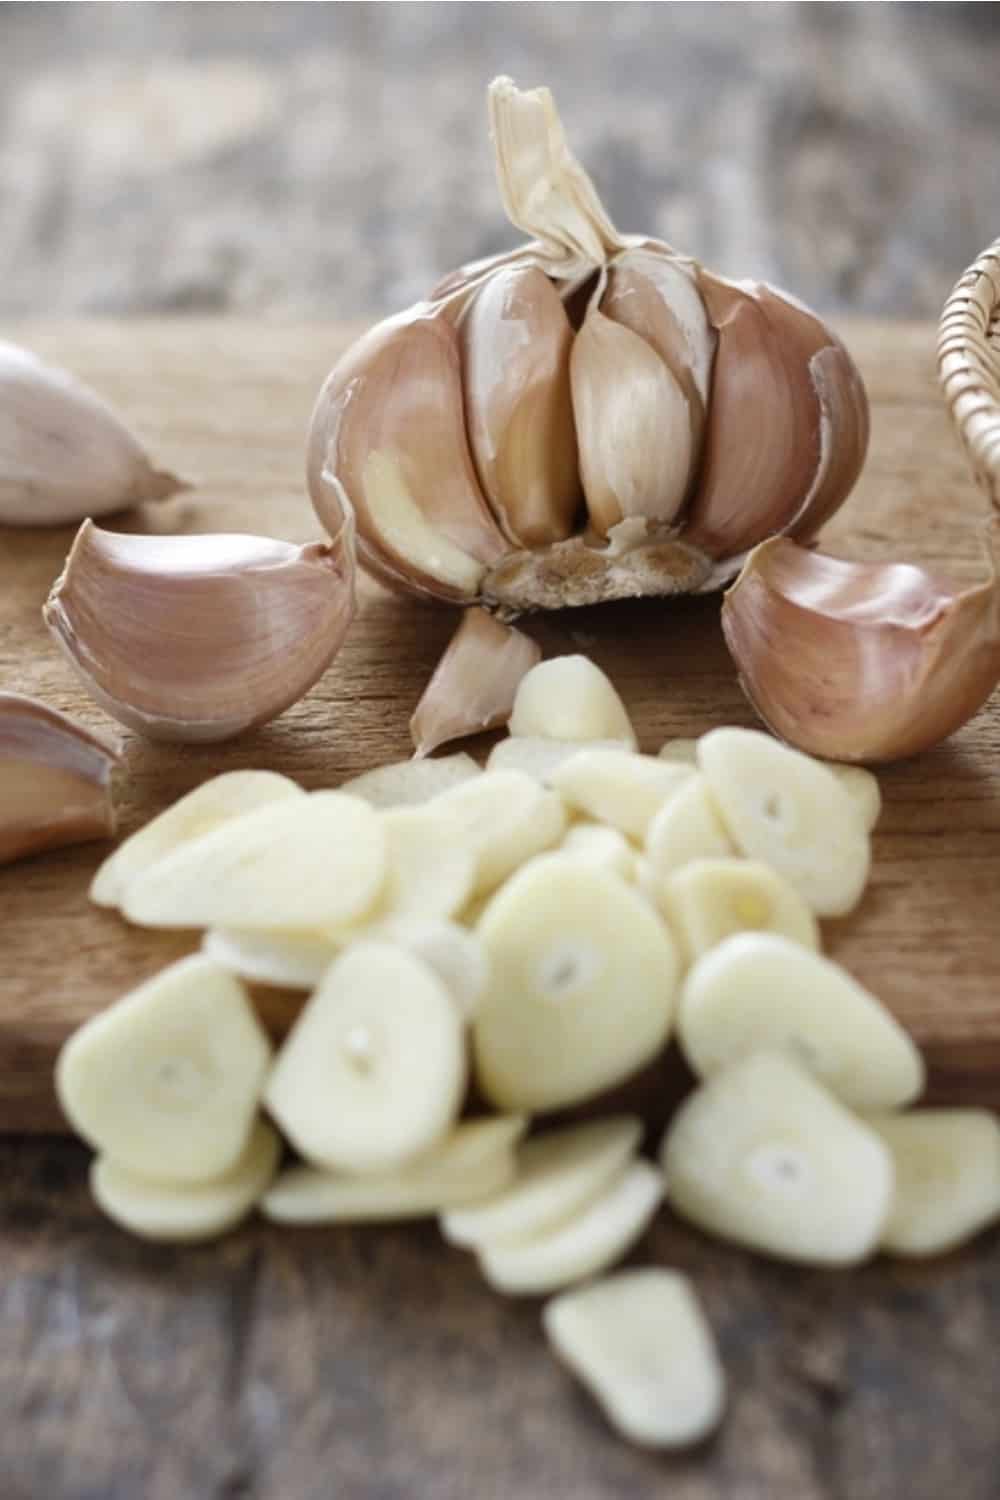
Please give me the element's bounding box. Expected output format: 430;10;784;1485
551;748;695;840
410;608;540;757
509;655;637;747
487;735;631;782
44;519;356;743
543;1269;726;1449
308;305;508;603
431;768;567;896
90;1118;280;1243
341;752;481;807
121;791;386;931
374;804;477;921
722;528;1000;762
645;774;733;875
371;917;490;1018
0;692;120;865
661;1050;894;1266
868;1109;1000;1257
697;727;870;916
55;954;272;1184
657;737;699;765
660;857;820;965
478;1159;665;1296
91;769;303;909
203;927;343;990
0;340;184;527
678;933;925;1111
263;942;466;1175
460;265;580;546
560;821;637;881
473;854;678;1112
441;1115;641;1249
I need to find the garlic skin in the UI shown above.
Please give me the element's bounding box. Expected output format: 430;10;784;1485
722;525;1000;762
410;607;541;757
0;692;120;864
44;513;356;743
0;341;184;527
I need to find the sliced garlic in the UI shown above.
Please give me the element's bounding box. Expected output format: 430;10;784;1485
660;857;821;964
560;821;637;881
473;854;678;1111
121;791;386;932
508;655;638;747
478;1159;665;1295
91;769;303;909
486;735;631;783
543;1269;726;1449
678;934;925;1111
372;917;490;1018
441;1115;641;1249
375;804;477;921
661;1050;894;1266
430;768;567;895
697;728;870;916
826;763;882;832
263;942;466;1174
409;608;540;757
90;1119;280;1243
551;748;694;841
869;1110;1000;1257
645;774;733;876
341;752;481;807
202;927;342;990
55;955;272;1184
656;737;699;765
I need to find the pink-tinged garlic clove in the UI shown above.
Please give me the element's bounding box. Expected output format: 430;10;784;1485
410;607;541;758
0;692;120;864
43;516;356;744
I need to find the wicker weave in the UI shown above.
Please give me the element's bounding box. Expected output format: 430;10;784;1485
938;237;1000;507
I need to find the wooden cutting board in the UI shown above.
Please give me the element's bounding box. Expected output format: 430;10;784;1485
2;318;999;1133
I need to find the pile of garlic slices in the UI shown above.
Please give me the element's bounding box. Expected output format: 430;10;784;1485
57;654;1000;1453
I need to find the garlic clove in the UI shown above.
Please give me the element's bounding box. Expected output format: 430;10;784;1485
460;265;581;546
644;774;734;876
487;735;632;782
868;1109;1000;1257
410;607;540;757
721;527;1000;762
660;857;820;965
431;768;567;896
0;340;185;527
0;692;120;866
550;748;696;841
340;752;481;808
43;518;356;743
508;654;638;747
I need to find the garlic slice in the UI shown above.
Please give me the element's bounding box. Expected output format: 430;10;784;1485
551;748;695;840
431;768;567;896
543;1269;726;1449
55;954;272;1184
478;1158;665;1295
644;773;733;875
678;934;924;1111
656;737;699;765
372;917;490;1018
409;608;540;757
376;804;477;921
91;769;303;909
487;735;631;782
44;519;356;743
508;655;638;747
660;857;820;964
202;927;343;990
560;821;637;880
473;854;678;1111
121;791;386;931
661;1050;894;1266
869;1110;1000;1257
827;763;881;832
0;692;120;866
341;752;481;807
90;1118;280;1243
263;942;466;1174
441;1115;641;1249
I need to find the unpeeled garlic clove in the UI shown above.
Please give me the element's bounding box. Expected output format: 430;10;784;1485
43;516;356;743
0;340;185;527
0;692;120;865
721;524;1000;762
410;607;541;757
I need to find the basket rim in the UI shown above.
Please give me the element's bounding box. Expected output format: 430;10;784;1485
937;238;1000;505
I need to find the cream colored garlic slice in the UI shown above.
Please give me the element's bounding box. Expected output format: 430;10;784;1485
660;857;820;964
121;790;387;931
508;655;638;747
656;738;699;765
371;917;490;1018
202;927;343;989
645;774;733;875
262;1116;526;1224
441;1115;641;1249
825;763;882;832
375;804;477;921
678;934;924;1111
478;1159;665;1296
473;854;678;1112
90;770;304;909
661;1050;894;1266
869;1110;1000;1257
560;821;637;881
55;954;272;1184
90;1119;280;1243
550;749;695;840
487;735;631;783
341;752;481;808
543;1268;726;1449
264;941;466;1174
430;768;567;896
697;728;870;916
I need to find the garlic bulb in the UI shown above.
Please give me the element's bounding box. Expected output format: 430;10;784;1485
0;692;120;864
308;77;868;616
44;507;356;743
0;341;184;527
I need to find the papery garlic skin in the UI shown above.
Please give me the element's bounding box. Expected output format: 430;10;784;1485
410;607;540;757
0;341;183;527
0;692;120;864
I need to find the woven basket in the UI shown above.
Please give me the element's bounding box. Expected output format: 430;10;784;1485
938;237;1000;507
